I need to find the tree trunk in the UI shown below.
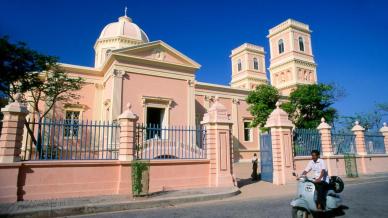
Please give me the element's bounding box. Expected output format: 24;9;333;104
36;117;43;159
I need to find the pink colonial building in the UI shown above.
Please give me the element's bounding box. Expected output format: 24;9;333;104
50;16;318;162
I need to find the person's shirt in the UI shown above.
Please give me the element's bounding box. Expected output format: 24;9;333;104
252;156;258;164
304;158;329;183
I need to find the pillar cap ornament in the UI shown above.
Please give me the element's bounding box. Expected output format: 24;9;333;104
265;101;293;128
118;102;138;120
380;122;388;133
1;93;28;114
317;117;331;130
201;96;232;124
351;120;365;132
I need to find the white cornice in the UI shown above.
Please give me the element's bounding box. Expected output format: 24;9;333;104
195;81;249;98
60;63;101;74
112;63;195;81
112;53;198;72
269;57;316;70
112;40;201;69
230;43;265;57
267;19;311;38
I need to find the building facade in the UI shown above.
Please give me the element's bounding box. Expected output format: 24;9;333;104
46;16;317;162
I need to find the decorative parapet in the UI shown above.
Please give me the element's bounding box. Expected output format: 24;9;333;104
268;19;311;37
231;43;265;56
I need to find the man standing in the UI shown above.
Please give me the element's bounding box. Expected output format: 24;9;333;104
301;150;329;210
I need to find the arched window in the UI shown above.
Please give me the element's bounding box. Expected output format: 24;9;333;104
278;39;284;54
299;37;304;52
253;58;259;70
237;59;242;71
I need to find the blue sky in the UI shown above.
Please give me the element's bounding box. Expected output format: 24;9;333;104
1;0;388;118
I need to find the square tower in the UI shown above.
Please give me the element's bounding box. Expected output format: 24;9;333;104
230;43;268;90
267;19;317;95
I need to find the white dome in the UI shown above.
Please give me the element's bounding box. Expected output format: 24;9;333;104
99;16;149;42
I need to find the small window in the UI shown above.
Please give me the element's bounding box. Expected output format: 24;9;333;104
253;58;259;70
244;121;253;141
237;59;242;71
64;111;80;137
299;37;304;52
278;39;284;54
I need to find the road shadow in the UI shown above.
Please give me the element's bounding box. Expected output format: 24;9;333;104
312;205;349;218
237;174;261;188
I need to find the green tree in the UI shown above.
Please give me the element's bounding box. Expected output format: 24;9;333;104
337;102;388;132
0;36;84;153
282;84;338;129
246;84;280;130
0;36;57;100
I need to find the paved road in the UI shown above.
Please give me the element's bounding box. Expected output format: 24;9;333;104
74;178;388;218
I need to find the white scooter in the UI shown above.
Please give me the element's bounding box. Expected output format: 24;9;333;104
291;174;345;218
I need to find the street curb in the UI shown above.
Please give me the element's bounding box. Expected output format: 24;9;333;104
0;187;241;218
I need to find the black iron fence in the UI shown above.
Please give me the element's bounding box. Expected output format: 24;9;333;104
331;132;356;154
364;132;386;154
22;118;120;160
293;129;322;156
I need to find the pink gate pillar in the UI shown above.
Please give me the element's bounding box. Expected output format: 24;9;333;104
317;118;333;156
265;102;294;185
352;121;367;155
352;121;367;174
118;103;138;161
317;118;333;174
0;95;28;163
201;97;234;187
379;123;388;154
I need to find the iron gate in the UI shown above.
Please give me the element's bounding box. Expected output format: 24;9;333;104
260;133;273;182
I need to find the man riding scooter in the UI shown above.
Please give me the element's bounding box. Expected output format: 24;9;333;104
301;150;329;211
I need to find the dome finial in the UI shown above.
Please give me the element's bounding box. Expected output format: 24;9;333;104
124;6;128;17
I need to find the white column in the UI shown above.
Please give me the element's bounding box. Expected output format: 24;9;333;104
111;69;125;121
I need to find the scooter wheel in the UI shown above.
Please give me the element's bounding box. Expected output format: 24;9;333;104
330;176;344;193
292;207;308;218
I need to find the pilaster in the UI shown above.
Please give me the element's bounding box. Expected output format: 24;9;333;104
111;69;125;121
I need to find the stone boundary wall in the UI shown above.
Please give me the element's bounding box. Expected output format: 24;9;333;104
0;98;234;203
0;159;210;203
